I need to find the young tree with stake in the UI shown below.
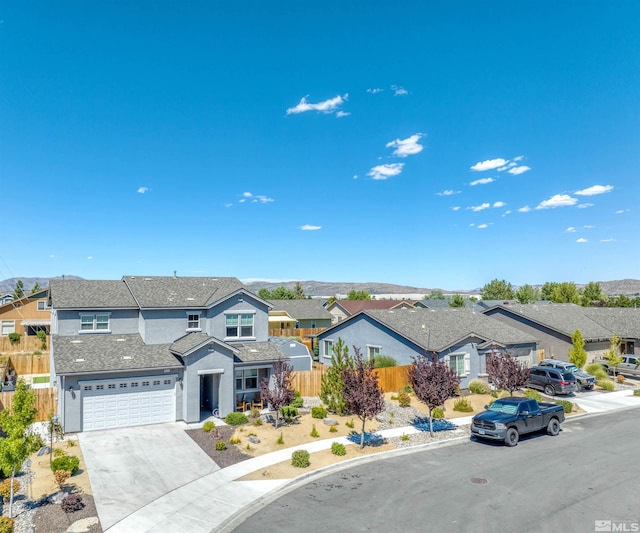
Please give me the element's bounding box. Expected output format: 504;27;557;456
260;357;295;429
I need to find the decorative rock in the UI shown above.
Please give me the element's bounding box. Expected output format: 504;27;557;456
67;516;100;533
323;418;338;426
248;435;261;444
48;490;67;505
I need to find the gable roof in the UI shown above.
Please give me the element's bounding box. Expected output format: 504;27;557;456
323;308;537;352
49;280;138;309
169;332;237;357
233;341;288;363
583;307;640;338
329;299;418;315
268;299;333;320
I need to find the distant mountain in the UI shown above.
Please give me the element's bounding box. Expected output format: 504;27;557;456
0;276;84;294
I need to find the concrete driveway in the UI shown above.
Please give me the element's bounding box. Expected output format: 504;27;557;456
78;422;219;530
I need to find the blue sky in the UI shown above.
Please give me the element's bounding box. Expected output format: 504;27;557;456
1;1;638;290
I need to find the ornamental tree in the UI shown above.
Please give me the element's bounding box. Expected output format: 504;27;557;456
260;357;295;428
568;329;587;369
341;346;385;448
486;350;530;396
408;354;460;436
320;338;353;415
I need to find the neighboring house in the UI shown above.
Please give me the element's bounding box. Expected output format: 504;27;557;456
0;289;51;338
268;299;333;329
0;294;14;306
268;337;313;371
416;299;484;311
482;303;640;361
50;276;290;433
326;299;418;324
316;308;538;389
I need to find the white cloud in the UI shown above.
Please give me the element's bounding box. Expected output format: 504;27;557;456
391;85;408;96
583;224;594;229
286;94;348;115
137;187;149;194
601;238;615;242
503;210;511;216
576;238;588;243
385;134;424;157
87;256;93;260
518;206;531;213
437;190;460;196
300;224;321;231
367;88;383;94
574;184;613;196
367;163;404;180
242;192;252;197
451;206;461;211
252;195;274;204
577;203;594;209
470;202;490;212
513;155;524;161
336;110;351;118
477;224;488;229
470;177;495;186
225;203;233;208
566;227;576;233
353;175;358;180
470;158;508;172
493;201;506;208
508;165;531;175
535;194;578;209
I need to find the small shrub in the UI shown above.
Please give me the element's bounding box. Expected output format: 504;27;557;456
225;412;249;426
432;407;445;419
490;390;499;398
250;408;261;419
53;448;67;458
388;419;394;425
66;439;77;448
276;432;284;445
8;332;20;345
0;479;21;500
329;425;338;433
453;397;473;413
246;443;251;450
331;442;346;456
401;384;413;395
311;406;327;419
633;389;640;396
33;350;43;356
390;394;399;401
400;434;410;441
290;396;304;409
253;418;263;426
280;406;298;423
310;425;319;438
397;392;411;407
523;388;543;402
586;363;609;380
203;421;215;433
54;469;71;489
597;379;615;391
215;440;227;451
61;493;84;513
291;450;310;468
500;391;511;398
0;516;14;533
345;419;355;429
229;437;241;445
373;355;397;368
468;379;491;395
50;456;80;475
617;374;625;384
555;400;574;414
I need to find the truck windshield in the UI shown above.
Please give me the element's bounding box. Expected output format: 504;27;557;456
487;401;518;415
565;365;579;373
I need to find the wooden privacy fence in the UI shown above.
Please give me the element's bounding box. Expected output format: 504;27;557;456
292;364;411;397
0;387;57;422
0;336;48;353
9;353;50;375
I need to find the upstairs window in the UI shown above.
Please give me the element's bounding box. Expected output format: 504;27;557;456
80;314;110;332
323;339;334;358
187;313;201;330
37;301;51;311
226;313;254;338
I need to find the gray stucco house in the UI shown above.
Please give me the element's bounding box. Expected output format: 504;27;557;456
316;308;538;389
483;303;640;362
49;275;293;432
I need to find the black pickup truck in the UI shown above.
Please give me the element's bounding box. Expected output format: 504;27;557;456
471;397;565;446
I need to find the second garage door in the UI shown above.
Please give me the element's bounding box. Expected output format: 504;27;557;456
81;376;176;431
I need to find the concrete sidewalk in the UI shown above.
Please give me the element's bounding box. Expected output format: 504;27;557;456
103;389;639;533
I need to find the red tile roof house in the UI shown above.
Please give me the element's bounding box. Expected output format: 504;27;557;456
326;299;419;324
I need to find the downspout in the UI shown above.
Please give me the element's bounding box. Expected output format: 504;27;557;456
60;375;65;432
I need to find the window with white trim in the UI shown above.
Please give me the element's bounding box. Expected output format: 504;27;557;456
367;345;381;360
80;313;110;332
447;353;471;377
1;321;15;336
226;313;254;338
235;368;268;391
187;312;201;330
323;339;333;358
37;300;51;311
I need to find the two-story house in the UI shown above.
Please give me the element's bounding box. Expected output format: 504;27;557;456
50;275;290;432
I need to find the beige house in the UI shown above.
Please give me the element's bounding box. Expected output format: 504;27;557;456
0;289;51;342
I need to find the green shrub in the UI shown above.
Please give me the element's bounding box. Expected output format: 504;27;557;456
253;417;263;426
291;450;310;468
400;434;410;441
390;394;398;400
203;421;215;433
311;406;327;419
310;425;319;438
225;412;249;426
345;419;355;429
331;442;346;456
276;432;284;445
468;379;491;395
229;437;241;445
66;439;76;448
597;379;615;391
8;333;20;345
453;397;473;413
33;350;43;356
586;363;609;380
432;407;444;419
53;448;66;458
373;355;397;368
0;479;20;500
0;516;14;533
280;406;298;423
633;389;640;397
50;456;80;475
401;384;413;395
215;440;227;451
490;391;499;398
329;425;337;433
397;392;411;407
523;388;542;402
290;396;304;408
555;399;574;413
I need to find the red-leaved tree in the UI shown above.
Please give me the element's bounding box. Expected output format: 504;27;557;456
341;346;385;448
486;350;530;396
260;357;295;428
409;354;460;436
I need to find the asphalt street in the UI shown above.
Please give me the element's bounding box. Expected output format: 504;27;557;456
233;408;640;533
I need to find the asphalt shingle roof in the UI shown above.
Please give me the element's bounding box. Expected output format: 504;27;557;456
233;341;288;363
363;308;538;351
332;299;418;315
268;299;333;320
52;334;182;375
49;280;138;309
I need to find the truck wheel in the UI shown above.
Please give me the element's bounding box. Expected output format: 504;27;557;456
544;385;555;396
547;418;560;436
505;428;519;447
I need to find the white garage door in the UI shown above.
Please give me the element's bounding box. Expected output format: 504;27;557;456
81;376;176;431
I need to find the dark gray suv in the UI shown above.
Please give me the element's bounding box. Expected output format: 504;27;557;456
528;366;578;396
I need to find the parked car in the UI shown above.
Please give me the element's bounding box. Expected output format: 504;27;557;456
592;355;640;377
471;397;565;446
528;366;578;396
538;359;595;390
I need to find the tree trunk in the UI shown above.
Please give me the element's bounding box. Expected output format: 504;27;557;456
428;408;434;437
9;464;16;518
360;417;366;448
